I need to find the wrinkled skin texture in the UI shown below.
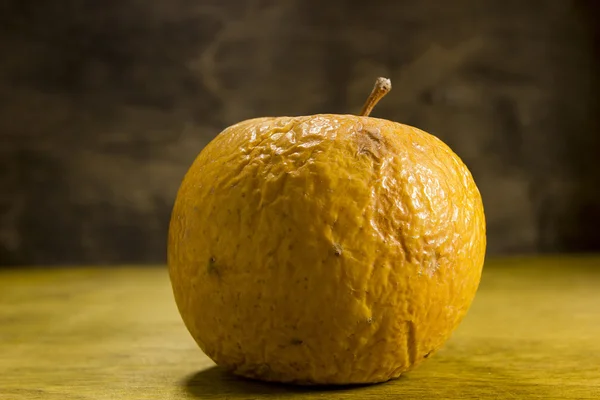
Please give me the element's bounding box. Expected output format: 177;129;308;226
168;115;486;385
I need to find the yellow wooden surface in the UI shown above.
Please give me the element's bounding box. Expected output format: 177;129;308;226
1;257;599;399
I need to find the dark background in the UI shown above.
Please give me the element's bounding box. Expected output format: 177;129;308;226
0;0;598;266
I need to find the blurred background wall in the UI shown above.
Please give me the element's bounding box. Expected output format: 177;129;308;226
0;0;598;266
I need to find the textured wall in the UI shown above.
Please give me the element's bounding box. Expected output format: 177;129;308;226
1;0;599;266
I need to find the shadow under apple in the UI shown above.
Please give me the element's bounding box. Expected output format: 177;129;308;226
182;366;378;398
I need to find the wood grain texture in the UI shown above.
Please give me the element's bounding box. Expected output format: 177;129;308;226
1;256;599;399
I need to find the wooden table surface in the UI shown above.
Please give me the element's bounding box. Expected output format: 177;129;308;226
1;256;599;399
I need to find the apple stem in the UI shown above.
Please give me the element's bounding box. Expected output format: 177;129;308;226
359;77;392;117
